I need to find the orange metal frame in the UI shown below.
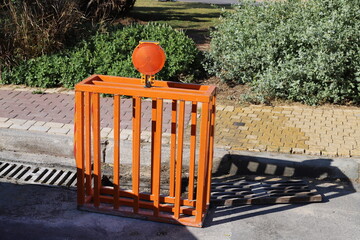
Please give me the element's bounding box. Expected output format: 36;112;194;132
74;74;216;227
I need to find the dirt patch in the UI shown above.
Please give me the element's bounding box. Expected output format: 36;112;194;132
202;76;252;107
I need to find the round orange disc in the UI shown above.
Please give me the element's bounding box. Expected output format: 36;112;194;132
132;41;166;75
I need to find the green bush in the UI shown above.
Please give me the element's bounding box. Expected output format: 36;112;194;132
1;23;199;88
79;0;136;20
0;0;137;68
206;0;360;105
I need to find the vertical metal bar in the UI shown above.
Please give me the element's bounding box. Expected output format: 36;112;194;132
206;96;216;205
92;93;101;207
132;96;141;213
84;92;92;197
195;102;210;223
75;91;85;206
188;102;197;200
169;100;177;197
202;101;212;213
113;94;121;209
153;98;163;216
151;99;157;194
174;100;185;219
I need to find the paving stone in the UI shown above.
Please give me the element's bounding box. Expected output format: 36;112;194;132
63;124;74;131
246;135;258;140
0;122;13;128
216;105;225;111
279;147;292;154
0;117;9;122
120;134;130;140
48;127;69;135
33;121;47;126
292;148;305;154
28;125;50;132
9;124;31;130
8;119;27;125
44;122;65;128
322;148;338;157
350;149;360;157
337;149;350;157
223;106;235;112
267;146;279;152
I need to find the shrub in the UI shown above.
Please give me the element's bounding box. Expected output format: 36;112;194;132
1;23;200;88
206;0;360;105
0;0;84;66
79;0;136;20
0;0;137;68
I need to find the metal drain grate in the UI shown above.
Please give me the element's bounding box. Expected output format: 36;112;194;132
211;175;322;206
0;160;77;188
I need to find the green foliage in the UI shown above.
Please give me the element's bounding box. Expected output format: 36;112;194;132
206;0;360;105
79;0;136;19
1;23;199;88
0;0;137;67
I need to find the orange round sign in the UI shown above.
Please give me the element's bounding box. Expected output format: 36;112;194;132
132;41;166;76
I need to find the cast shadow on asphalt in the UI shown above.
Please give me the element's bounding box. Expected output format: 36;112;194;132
203;154;356;227
0;155;356;237
0;181;198;239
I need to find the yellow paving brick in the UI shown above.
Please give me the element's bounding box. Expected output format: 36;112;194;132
279;147;292;153
350;149;360;157
241;130;252;135
267;146;279;152
292;148;305;154
224;106;235;112
232;146;249;151
337;149;350;157
322;147;338;156
305;149;322;155
296;143;308;149
243;109;255;114
283;143;297;148
238;126;249;131
246;135;258;140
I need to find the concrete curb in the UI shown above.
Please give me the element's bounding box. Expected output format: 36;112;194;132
1;128;359;183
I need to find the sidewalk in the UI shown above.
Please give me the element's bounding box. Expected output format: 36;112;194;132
0;85;359;157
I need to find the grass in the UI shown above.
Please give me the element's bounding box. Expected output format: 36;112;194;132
128;0;233;30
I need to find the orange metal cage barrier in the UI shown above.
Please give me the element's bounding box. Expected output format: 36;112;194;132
74;74;216;227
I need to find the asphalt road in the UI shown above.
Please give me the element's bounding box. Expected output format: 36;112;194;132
0;181;359;240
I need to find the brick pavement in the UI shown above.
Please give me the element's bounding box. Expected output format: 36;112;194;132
0;86;359;157
215;105;360;157
0;88;191;140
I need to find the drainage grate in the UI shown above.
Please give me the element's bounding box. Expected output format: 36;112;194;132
0;160;77;188
211;175;322;206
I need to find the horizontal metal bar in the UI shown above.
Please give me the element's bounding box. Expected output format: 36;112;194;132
91;81;209;95
98;195;196;216
76;84;212;102
100;187;196;207
89;74;212;91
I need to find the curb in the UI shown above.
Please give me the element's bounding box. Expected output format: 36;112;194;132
1;128;359;183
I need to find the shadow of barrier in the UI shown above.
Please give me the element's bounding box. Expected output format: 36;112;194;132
203;153;357;227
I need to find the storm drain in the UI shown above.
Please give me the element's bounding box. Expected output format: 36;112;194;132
0;160;77;188
0;160;323;206
211;175;323;206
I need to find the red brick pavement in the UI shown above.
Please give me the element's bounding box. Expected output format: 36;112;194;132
0;90;192;133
